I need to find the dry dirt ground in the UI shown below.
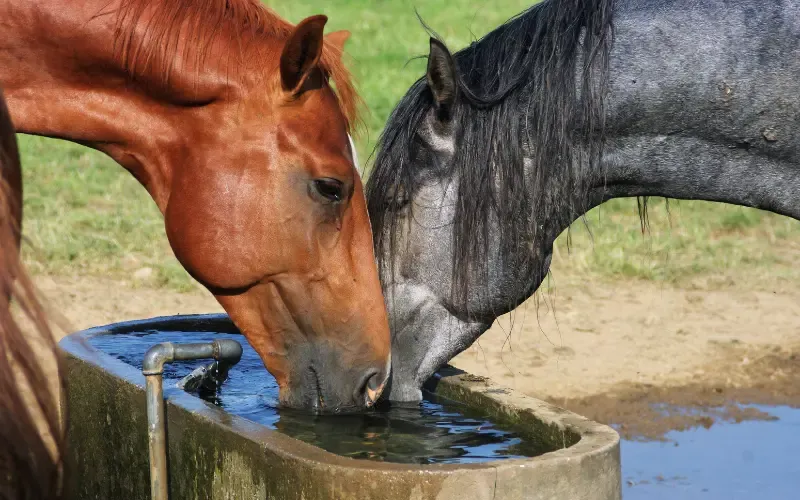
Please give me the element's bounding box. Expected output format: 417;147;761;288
451;272;800;439
36;270;800;440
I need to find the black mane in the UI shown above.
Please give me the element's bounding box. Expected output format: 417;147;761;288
367;0;616;309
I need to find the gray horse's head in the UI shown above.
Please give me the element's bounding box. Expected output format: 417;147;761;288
367;39;560;400
367;0;613;400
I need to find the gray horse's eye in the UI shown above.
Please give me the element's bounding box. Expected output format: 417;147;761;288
385;184;410;211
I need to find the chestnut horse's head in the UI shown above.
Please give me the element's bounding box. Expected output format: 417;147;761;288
152;13;390;411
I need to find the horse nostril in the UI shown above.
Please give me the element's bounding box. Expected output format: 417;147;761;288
356;368;386;407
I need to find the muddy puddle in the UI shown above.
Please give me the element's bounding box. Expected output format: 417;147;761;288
552;353;800;500
621;404;800;499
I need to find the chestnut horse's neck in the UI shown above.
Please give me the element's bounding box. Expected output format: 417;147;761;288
0;0;350;210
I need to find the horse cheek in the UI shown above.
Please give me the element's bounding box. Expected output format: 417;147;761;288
164;185;262;291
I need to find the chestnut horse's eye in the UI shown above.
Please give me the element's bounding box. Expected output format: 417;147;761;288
311;178;345;203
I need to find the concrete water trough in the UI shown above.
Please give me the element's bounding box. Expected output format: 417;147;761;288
59;314;621;500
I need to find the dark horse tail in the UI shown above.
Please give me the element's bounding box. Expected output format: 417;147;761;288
0;88;67;499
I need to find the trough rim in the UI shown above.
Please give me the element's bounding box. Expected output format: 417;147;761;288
59;312;620;473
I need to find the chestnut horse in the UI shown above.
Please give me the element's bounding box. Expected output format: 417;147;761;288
0;89;66;498
0;0;391;410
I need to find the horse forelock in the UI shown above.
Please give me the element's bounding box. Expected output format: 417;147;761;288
367;0;617;311
109;0;362;132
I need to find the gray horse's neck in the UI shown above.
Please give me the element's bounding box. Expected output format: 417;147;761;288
592;136;800;219
509;0;800;311
590;0;800;216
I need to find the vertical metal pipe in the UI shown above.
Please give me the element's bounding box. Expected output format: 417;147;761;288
145;373;168;500
142;339;243;500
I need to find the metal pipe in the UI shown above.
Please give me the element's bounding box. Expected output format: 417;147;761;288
142;339;243;500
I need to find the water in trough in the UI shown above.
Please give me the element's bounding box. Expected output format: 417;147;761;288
89;330;549;465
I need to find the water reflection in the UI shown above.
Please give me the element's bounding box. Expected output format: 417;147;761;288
90;330;547;464
273;398;540;464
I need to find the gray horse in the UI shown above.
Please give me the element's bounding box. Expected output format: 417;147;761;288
366;0;800;401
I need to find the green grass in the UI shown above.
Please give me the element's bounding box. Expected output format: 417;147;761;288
18;136;194;290
554;199;800;288
16;0;800;291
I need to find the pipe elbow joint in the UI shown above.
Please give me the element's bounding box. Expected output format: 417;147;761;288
142;342;176;376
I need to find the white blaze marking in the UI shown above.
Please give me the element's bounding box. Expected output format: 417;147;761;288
348;134;362;178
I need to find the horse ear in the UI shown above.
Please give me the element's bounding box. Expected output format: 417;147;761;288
426;38;457;118
281;15;328;94
325;30;351;54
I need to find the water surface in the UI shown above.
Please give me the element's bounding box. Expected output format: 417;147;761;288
621;405;800;499
89;330;549;464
